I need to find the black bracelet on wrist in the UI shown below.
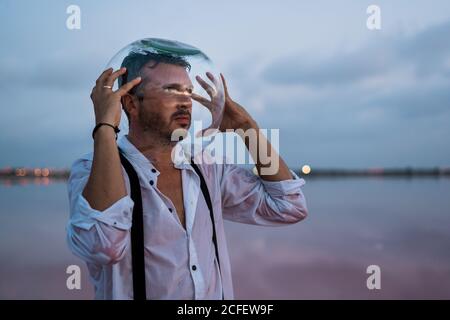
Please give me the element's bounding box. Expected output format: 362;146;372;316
92;123;120;140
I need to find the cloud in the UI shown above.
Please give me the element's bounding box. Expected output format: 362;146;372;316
223;20;450;167
261;48;395;87
398;20;450;76
1;1;450;168
0;53;103;91
262;20;450;87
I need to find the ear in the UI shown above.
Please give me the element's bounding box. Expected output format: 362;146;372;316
121;94;140;119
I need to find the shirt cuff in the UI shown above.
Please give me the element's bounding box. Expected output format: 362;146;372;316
260;169;306;196
70;194;134;231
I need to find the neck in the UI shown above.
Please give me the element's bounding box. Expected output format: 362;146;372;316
127;127;177;170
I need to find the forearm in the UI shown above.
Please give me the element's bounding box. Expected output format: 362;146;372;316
82;126;127;211
239;121;293;181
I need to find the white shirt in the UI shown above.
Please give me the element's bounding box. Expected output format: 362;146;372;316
66;135;308;300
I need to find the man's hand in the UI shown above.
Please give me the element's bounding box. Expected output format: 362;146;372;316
192;73;257;135
218;73;257;131
83;68;141;211
192;73;294;180
90;67;141;126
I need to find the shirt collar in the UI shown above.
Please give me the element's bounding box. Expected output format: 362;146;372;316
117;135;193;172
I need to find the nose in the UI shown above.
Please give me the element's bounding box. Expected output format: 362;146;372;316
176;95;192;111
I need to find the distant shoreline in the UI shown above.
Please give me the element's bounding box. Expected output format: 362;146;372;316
1;167;449;184
302;167;450;177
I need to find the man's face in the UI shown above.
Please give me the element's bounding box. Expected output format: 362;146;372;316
135;61;193;141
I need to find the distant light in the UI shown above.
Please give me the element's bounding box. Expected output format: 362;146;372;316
34;168;42;177
15;168;26;177
302;165;311;175
41;168;50;177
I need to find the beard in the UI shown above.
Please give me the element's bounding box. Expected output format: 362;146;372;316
138;107;174;145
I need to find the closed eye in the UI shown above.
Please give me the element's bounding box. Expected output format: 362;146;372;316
163;86;178;93
163;86;193;95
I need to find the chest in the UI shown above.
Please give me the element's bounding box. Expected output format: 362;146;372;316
156;168;185;228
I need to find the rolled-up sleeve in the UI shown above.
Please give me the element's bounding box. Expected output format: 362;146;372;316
66;157;134;265
219;163;308;226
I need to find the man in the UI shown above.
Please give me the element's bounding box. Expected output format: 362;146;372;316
66;51;308;300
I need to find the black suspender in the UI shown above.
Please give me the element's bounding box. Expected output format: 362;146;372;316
190;161;224;300
118;148;224;300
119;149;146;300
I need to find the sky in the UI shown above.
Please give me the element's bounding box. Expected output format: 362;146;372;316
1;0;450;169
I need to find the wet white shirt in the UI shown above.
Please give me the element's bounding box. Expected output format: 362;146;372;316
66;135;308;300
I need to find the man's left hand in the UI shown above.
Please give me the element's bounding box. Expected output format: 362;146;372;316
192;73;257;135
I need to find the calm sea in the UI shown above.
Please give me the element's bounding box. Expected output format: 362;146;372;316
1;177;449;299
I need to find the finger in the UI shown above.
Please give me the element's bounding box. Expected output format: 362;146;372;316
191;92;211;108
206;72;219;87
96;68;113;85
220;73;229;98
105;67;127;87
195;75;215;98
116;76;142;96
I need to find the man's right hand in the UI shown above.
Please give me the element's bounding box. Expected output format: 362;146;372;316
90;67;141;127
83;68;141;211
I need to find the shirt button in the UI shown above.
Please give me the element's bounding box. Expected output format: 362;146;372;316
192;265;197;271
151;168;157;173
149;180;154;186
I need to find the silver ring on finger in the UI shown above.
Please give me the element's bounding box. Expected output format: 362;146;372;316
103;85;112;89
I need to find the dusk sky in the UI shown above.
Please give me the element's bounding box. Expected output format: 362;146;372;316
1;0;450;169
